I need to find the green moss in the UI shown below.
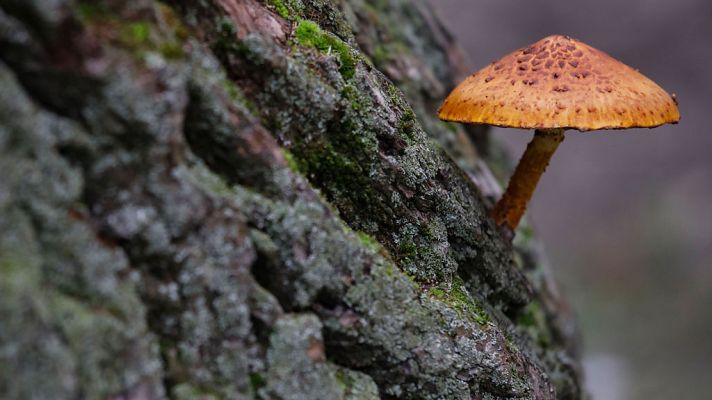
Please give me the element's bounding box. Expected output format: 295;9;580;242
356;231;381;254
0;256;20;274
429;277;490;325
222;78;257;114
372;45;389;65
334;368;348;389
422;223;438;241
341;84;371;112
294;20;356;79
311;148;361;191
75;2;186;60
264;0;305;20
158;42;183;59
395;239;447;283
75;2;108;23
218;17;238;37
512;222;535;248
377;260;421;290
383;83;418;142
0;256;40;291
189;163;234;196
280;149;300;173
404;271;420;289
289;134;380;221
399;111;417;142
297;139;357;175
294;20;322;47
249;372;266;391
173;383;220;400
517;302;552;348
223;80;240;99
156;2;191;41
398;241;417;259
117;21;155;56
124;22;150;44
267;0;290;18
385;79;404;103
214;18;252;63
338;85;379;146
443;122;459;134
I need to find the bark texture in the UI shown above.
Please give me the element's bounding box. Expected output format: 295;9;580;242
0;0;582;398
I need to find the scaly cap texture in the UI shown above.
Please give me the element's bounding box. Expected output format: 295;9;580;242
439;35;680;131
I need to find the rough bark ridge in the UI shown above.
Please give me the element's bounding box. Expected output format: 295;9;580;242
0;0;582;398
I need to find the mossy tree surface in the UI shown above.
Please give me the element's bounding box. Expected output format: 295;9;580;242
0;0;582;399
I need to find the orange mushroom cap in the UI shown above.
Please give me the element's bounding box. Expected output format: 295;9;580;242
438;35;680;131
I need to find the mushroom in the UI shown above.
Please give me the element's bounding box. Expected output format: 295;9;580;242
438;35;680;235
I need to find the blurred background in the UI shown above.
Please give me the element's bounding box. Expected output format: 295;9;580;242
429;0;712;399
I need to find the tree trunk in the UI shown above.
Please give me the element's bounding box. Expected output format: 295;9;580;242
0;0;583;398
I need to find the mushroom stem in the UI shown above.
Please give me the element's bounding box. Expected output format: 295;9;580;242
491;128;565;231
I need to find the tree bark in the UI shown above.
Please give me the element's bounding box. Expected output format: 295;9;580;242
0;0;583;398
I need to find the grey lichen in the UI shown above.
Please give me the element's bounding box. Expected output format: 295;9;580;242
0;62;164;399
261;314;379;399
